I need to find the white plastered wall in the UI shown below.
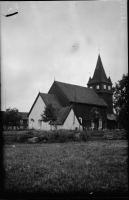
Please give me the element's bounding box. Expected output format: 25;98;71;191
28;95;50;130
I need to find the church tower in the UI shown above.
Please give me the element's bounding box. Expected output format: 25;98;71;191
87;54;113;114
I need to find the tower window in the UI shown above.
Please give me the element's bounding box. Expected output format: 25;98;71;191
108;86;111;90
96;85;99;89
103;85;106;89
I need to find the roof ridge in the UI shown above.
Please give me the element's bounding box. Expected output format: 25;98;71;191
55;80;91;90
40;92;56;96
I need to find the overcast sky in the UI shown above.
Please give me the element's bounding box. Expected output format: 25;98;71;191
1;1;127;112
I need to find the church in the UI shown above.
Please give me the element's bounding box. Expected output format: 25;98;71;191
28;54;117;130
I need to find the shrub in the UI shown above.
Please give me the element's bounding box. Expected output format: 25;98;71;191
87;130;105;137
3;129;89;144
44;129;75;143
17;134;31;143
81;132;88;141
37;129;88;143
3;135;17;144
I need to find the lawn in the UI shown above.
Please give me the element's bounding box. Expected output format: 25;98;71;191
2;140;128;198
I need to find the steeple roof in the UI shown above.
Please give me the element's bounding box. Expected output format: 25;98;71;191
88;54;112;85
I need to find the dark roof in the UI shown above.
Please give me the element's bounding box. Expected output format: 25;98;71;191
51;106;72;125
19;112;28;120
40;93;61;108
40;93;73;125
54;81;107;107
28;92;61;117
107;113;117;121
87;54;112;85
28;92;73;125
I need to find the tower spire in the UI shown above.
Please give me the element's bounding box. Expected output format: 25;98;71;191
87;54;112;84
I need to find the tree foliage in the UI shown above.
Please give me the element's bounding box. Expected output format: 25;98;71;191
113;73;128;130
2;108;22;129
90;107;101;123
41;104;57;124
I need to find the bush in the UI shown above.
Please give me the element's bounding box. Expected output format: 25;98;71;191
35;129;88;143
87;130;105;137
44;129;75;143
17;133;31;143
3;129;89;144
3;135;18;144
103;129;128;140
81;132;88;141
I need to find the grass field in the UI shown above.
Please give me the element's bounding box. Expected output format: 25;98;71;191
3;140;128;198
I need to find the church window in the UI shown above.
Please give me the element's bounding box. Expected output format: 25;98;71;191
103;85;106;89
96;85;99;89
108;86;111;90
91;120;94;130
38;120;42;129
99;118;102;129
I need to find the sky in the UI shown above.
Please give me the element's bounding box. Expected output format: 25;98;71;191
1;0;128;112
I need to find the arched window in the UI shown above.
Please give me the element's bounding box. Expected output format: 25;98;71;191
103;85;106;89
108;86;111;90
38;120;42;129
99;118;102;129
96;85;99;89
91;120;94;130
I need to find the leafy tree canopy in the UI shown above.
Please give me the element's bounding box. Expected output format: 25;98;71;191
41;104;57;124
2;108;22;128
90;107;101;122
113;73;128;130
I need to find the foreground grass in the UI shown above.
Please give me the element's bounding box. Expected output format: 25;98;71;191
3;140;128;197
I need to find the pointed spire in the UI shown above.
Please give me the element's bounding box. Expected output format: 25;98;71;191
87;54;112;85
92;54;108;82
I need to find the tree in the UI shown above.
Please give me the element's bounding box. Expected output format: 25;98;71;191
113;73;128;131
2;108;22;130
90;107;101;129
41;104;57;128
